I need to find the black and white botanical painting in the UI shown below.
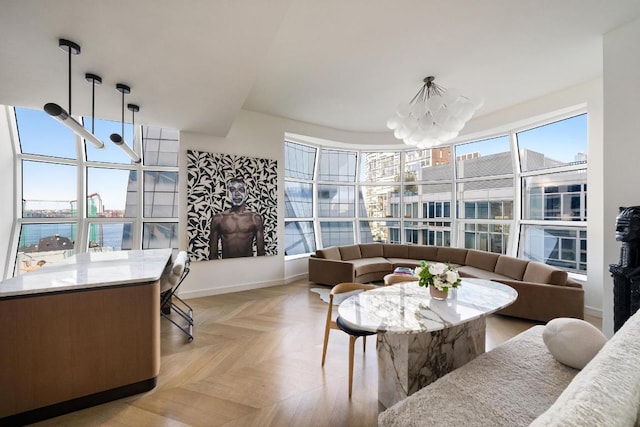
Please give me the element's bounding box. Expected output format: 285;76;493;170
187;150;278;261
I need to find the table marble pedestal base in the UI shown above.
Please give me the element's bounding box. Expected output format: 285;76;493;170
377;316;486;408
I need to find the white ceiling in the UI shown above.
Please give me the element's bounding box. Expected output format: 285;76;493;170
1;0;639;137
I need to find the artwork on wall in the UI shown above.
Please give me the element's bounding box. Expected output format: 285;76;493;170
186;150;278;261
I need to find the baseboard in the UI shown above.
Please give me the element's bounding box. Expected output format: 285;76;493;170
178;278;286;299
0;377;156;426
285;272;308;284
584;305;603;318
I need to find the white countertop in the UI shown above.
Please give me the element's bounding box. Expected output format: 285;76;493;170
338;278;518;334
0;249;173;298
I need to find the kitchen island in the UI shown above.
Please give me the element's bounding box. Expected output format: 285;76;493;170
0;249;172;425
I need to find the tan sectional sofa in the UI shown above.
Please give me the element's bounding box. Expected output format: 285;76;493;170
308;243;584;322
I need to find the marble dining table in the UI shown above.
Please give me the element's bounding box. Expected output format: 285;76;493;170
338;278;518;408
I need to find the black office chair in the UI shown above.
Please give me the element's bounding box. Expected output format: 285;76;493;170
160;251;194;342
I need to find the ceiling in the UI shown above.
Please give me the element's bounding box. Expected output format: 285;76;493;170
1;0;639;138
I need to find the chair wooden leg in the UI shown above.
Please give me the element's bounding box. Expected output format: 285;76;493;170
363;335;366;352
348;336;356;398
321;325;330;366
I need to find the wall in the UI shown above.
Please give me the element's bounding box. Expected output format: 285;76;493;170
602;17;640;336
0;108;15;278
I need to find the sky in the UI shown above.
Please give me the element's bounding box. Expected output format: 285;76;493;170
455;113;587;162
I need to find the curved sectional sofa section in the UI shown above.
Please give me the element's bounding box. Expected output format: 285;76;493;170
308;243;584;322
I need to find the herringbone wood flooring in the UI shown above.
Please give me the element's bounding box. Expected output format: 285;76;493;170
34;280;600;426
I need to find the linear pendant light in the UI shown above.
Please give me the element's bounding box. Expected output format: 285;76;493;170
109;83;141;163
43;39;105;149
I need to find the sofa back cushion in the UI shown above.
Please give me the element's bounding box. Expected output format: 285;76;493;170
465;249;500;271
408;245;438;261
494;256;529;280
339;244;362;261
523;261;568;286
383;244;409;259
435;247;468;265
359;243;384;258
316;246;341;260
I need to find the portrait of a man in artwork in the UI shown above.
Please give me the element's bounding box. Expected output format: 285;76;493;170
186;150;277;261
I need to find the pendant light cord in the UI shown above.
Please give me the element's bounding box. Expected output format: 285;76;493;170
68;47;72;116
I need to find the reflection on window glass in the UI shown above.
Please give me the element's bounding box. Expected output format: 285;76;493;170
144;171;178;217
15;223;76;275
88;223;132;251
143;222;178;249
461;223;509;254
523;171;587;221
22;160;77;218
457;179;514;219
317;184;355;217
84;118;134;164
16;107;77;159
285;141;316;179
318;149;356;182
359;152;400;182
455;135;512;178
320;221;354;247
142;126;179;167
285;221;316;255
359;185;400;218
517;114;587;172
520;225;586;273
285;181;313;218
87;167;137;218
360;220;399;243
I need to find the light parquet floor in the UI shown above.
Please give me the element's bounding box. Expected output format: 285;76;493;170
34;280;601;427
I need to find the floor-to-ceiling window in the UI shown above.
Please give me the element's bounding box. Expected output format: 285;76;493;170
284;109;588;275
8;106;179;277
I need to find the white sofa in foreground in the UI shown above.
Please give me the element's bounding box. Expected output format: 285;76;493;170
378;311;640;426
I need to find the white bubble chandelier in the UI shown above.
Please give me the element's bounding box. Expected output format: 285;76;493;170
387;76;483;148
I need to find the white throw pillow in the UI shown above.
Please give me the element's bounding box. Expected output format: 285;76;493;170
542;317;607;370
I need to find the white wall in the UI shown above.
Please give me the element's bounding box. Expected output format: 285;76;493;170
602;17;640;337
0;108;15;278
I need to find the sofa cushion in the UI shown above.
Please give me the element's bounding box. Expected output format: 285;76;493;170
494;256;529;280
383;244;409;259
435;247;468;265
351;257;393;276
338;244;362;261
359;243;384;258
465;249;500;272
542;318;607;370
316;246;341;260
523;261;568;286
457;265;511;281
407;245;438;262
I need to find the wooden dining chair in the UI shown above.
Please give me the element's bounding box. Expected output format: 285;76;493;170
321;282;377;398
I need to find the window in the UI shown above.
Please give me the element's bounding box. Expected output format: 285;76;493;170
11;105;179;276
285;221;316;255
319;148;356;182
455;135;512;178
519;225;586;272
22;161;77;218
517;114;587;172
282;109;587;274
